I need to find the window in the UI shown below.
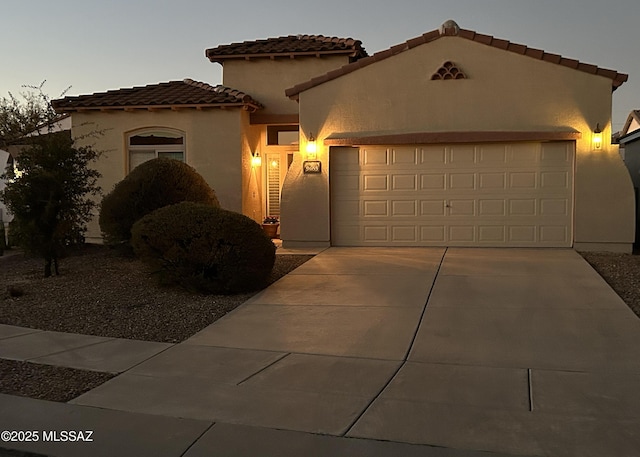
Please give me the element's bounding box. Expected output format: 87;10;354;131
266;125;299;146
128;129;185;171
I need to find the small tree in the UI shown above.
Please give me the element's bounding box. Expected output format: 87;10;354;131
0;85;101;277
0;83;54;150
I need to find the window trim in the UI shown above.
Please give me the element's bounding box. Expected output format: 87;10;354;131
126;127;186;173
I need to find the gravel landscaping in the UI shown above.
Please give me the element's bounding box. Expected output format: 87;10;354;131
0;359;114;402
0;244;313;402
0;245;312;343
580;251;640;317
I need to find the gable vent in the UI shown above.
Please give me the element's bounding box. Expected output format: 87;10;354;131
431;61;466;80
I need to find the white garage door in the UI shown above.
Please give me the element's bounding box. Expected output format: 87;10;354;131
330;142;574;247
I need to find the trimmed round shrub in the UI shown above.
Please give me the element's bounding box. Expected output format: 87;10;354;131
131;202;276;294
99;158;220;246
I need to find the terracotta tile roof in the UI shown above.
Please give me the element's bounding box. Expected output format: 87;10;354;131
206;35;367;63
52;79;263;112
286;21;628;98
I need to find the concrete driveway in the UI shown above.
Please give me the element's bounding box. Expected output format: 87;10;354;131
69;247;640;456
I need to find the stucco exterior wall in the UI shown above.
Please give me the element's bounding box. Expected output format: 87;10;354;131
282;36;634;251
240;110;264;222
222;56;350;114
72;108;244;242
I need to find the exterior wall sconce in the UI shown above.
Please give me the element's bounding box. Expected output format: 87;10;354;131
251;152;262;167
306;132;317;160
593;124;603;151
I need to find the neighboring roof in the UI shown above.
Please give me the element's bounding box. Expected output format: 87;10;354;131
621;110;640;136
206;35;367;63
286;20;628;98
27;114;71;137
619;129;640;145
52;79;263;113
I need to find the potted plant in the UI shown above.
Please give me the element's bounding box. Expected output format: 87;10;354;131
261;216;280;239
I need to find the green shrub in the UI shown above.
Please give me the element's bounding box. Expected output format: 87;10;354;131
131;202;276;294
99;158;219;246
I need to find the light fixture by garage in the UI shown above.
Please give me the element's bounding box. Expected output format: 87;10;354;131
593;124;603;151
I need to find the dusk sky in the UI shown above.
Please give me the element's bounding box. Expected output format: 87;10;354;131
2;0;638;131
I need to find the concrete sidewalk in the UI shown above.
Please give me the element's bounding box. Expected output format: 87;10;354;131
2;247;640;456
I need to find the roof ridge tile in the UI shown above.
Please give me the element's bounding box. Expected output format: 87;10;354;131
205;34;367;62
52;79;263;112
285;21;627;98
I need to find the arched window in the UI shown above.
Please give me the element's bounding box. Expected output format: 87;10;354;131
127;128;185;171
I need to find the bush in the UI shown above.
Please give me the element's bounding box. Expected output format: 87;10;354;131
99;158;219;246
131;202;276;294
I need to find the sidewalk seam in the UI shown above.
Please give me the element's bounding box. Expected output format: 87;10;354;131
179;422;216;457
341;248;448;437
236;352;291;385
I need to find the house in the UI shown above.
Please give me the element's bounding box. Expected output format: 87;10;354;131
0;149;12;225
53;20;634;252
0;115;72;227
617;110;640;246
52;35;366;242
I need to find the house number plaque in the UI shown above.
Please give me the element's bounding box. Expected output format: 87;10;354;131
303;160;322;174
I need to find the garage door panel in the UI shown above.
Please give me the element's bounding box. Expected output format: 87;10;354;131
509;172;538;189
479;145;508;164
421;226;446;242
363;200;388;217
364;226;388;242
450;226;476;242
449;145;476;164
392;226;418;242
363;148;389;165
421;174;446;190
540;199;569;216
331;173;359;193
509;199;537;216
363;175;388;191
479;172;507;189
540;226;568;243
541;142;572;163
392;148;418;165
509;226;537;243
449;200;475;216
330;143;574;247
479;200;506;216
333;224;360;244
392;201;417;216
509;143;540;162
479;226;506;242
332;199;360;218
450;173;476;190
420;146;447;164
421;200;446;216
392;174;417;190
541;171;569;189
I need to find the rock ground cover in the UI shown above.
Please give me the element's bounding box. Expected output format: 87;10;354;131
0;245;312;401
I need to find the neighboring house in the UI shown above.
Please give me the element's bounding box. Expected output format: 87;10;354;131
617;110;640;246
0;149;12;225
0;115;72;226
53;21;634;252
